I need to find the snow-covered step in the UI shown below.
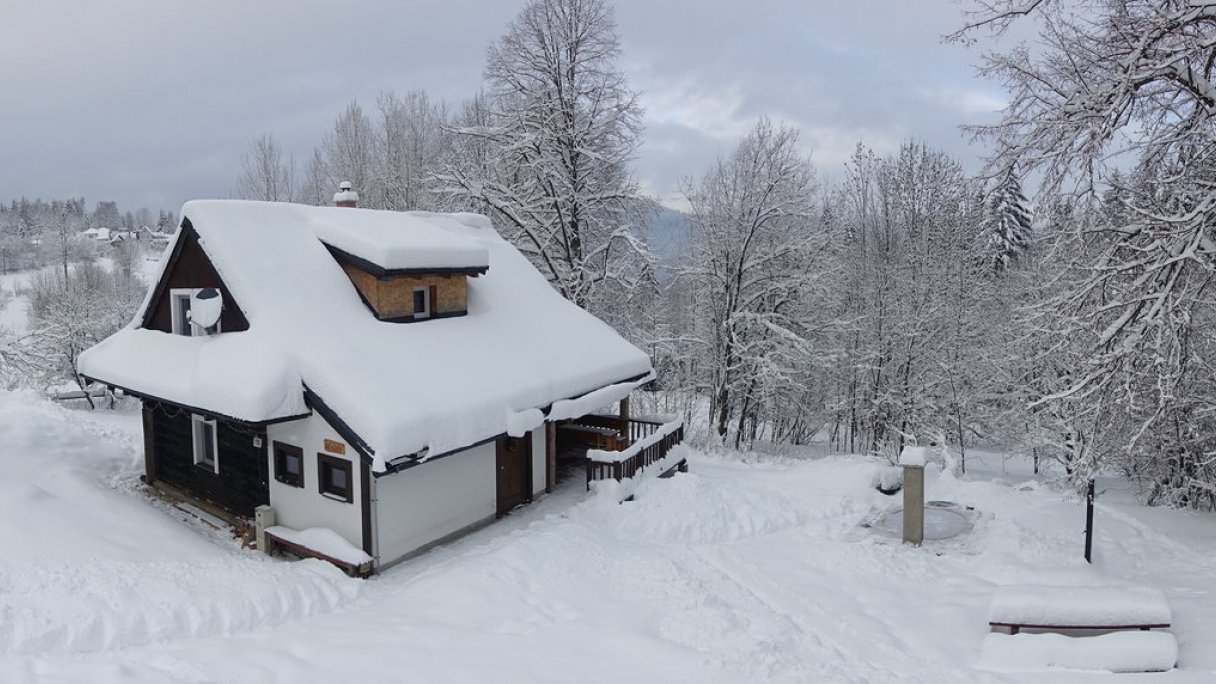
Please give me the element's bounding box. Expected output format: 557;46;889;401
979;631;1178;673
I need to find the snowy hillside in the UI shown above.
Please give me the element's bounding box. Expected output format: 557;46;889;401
2;393;1215;682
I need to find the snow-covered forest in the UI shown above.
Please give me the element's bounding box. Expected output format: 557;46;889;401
0;199;171;394
218;0;1216;511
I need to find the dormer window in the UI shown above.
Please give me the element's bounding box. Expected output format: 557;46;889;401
412;287;430;319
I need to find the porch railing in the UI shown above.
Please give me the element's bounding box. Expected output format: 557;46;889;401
584;416;685;488
574;414;667;444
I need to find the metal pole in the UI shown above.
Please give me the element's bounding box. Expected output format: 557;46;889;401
1084;479;1095;564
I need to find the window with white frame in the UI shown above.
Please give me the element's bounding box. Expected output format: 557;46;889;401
170;288;223;336
412;286;430;319
192;415;218;473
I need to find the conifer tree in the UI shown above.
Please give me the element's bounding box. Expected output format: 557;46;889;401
984;167;1032;271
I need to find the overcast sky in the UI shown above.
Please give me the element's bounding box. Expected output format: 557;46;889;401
0;0;1009;213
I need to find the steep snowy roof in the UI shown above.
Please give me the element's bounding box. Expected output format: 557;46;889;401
80;200;653;471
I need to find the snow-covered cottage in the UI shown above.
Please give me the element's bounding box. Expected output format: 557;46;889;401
79;192;684;573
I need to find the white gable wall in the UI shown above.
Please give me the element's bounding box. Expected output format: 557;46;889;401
374;440;497;567
265;413;365;551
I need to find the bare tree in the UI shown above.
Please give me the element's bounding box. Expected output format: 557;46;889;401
375;90;450;211
321;101;376;202
682;119;824;444
237;133;295;202
439;0;647;312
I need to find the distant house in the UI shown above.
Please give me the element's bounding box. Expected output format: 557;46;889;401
79;188;683;573
81;227;112;242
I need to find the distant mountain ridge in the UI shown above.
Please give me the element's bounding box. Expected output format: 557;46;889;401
646;205;690;265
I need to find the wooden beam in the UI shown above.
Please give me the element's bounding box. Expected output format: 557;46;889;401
142;401;157;484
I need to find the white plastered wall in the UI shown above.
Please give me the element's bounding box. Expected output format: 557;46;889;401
374;440;496;566
265;414;364;550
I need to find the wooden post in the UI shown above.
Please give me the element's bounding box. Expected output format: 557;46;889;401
1084;479;1095;563
141;402;157;484
619;396;630;421
902;465;925;546
546;422;556;494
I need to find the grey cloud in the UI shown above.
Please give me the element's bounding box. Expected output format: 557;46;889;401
0;0;1005;212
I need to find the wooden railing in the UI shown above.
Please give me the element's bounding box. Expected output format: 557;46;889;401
575;414;664;444
585;418;685;488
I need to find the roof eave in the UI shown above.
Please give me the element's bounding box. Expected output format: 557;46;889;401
324;243;489;279
81;375;311;427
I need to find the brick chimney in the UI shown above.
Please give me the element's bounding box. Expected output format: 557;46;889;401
333;181;359;208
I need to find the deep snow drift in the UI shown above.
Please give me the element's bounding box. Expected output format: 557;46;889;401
1;393;1215;682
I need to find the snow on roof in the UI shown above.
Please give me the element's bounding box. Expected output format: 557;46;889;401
308;205;489;272
80;200;653;472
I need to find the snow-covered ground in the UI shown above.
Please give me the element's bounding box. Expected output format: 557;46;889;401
2;393;1214;682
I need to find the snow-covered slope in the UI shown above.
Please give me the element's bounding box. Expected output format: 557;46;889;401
0;393;360;659
4;394;1216;682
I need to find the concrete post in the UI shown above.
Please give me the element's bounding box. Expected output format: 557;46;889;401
255;505;276;555
902;465;925;546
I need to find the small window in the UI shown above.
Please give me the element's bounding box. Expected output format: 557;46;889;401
192;415;218;473
170;288;222;336
273;441;304;488
171;290;194;336
318;453;353;503
412;286;430;318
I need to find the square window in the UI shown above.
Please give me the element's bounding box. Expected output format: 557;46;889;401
412;287;430;318
317;453;353;503
192;416;218;473
273;441;304;487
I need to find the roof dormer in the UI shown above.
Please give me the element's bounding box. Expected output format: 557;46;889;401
314;191;489;322
332;250;486;322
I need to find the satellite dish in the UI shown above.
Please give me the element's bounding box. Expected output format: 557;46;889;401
190;288;223;331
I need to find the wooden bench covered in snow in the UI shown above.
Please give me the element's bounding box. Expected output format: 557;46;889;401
983;585;1175;673
988;585;1172;634
264;526;374;578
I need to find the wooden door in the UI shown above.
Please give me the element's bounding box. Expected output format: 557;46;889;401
496;435;532;516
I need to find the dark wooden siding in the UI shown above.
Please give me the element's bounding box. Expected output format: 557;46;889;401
143;222;250;333
147;401;268;517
